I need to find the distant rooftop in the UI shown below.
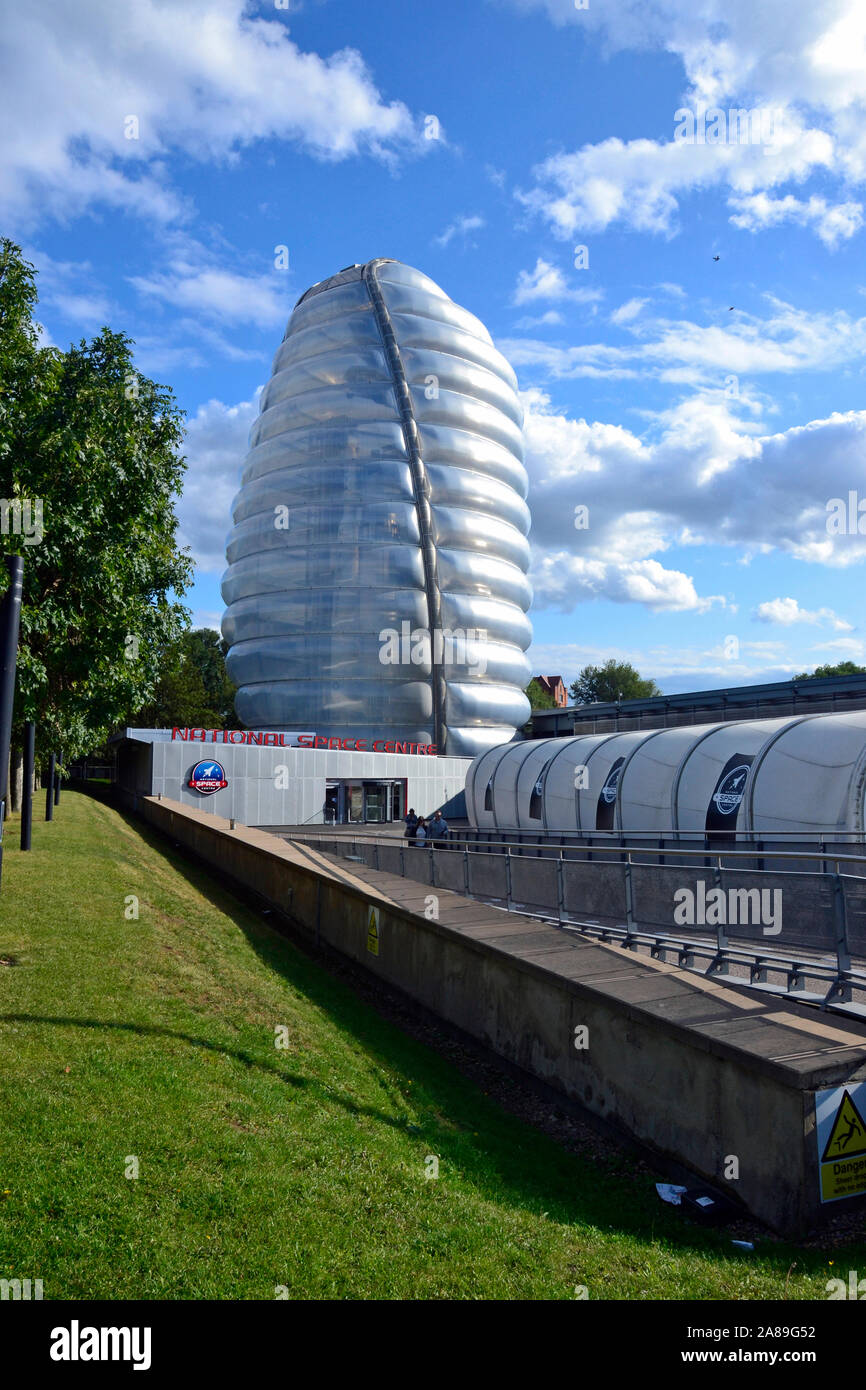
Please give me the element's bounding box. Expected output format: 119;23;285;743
529;670;866;736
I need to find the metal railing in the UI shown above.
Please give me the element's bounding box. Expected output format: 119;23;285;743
281;829;866;1020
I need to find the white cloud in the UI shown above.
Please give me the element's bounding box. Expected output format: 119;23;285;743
178;392;260;573
526;638;814;693
0;0;424;228
514;310;565;329
521;385;866;613
499;296;866;388
433;214;485;248
191;610;224;631
753;597;853;630
518;124;835;241
506;0;866;245
50;293;113;326
130;249;292;330
513;258;602;306
26;248;117;333
531;552;728;612
610;298;648;325
728;193;863;248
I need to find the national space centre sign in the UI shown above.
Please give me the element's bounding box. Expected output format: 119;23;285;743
169;727;440;755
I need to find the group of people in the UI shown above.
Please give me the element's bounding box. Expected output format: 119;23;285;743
404;808;449;847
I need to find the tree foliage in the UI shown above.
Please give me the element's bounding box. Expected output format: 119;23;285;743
793;661;866;681
0;239;193;760
569;659;661;705
129;629;238;731
524;677;558;710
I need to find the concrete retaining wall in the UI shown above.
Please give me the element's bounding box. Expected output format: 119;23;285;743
129;794;866;1236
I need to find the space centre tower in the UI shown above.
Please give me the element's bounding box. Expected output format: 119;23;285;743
221;258;533;760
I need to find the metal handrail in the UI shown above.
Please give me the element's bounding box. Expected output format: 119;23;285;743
282;828;866;869
280;826;866;1016
285;824;866;840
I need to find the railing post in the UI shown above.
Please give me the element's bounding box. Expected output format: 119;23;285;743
713;856;729;970
505;847;512;910
557;849;565;924
374;839;380;871
429;843;435;887
463;845;470;894
833;860;852;985
623;852;635;945
400;842;405;875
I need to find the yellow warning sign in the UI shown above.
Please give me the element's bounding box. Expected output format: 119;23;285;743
366;906;380;956
817;1086;866;1203
822;1090;866;1163
821;1156;866;1203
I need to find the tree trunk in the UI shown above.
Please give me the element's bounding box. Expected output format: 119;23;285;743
10;749;24;813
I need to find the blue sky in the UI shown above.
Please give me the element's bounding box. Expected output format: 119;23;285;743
4;0;866;693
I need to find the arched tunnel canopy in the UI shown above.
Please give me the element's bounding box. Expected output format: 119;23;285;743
465;712;866;840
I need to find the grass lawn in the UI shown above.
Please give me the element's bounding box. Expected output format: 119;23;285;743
0;788;861;1300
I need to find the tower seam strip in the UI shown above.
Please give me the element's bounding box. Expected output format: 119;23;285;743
363;260;445;751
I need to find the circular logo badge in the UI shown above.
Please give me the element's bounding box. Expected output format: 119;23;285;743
601;765;622;804
712;764;749;816
188;760;228;796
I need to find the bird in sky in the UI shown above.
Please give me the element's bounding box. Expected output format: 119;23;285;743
728;306;734;311
713;255;720;261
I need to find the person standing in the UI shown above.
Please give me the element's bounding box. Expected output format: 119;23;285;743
428;809;449;848
415;817;427;847
404;807;419;846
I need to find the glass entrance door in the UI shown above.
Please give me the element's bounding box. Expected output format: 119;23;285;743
363;783;387;823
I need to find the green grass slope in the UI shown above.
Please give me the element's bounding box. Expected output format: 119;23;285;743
0;789;859;1299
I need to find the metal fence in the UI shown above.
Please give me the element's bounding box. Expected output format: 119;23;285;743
283;829;866;1019
69;763;114;781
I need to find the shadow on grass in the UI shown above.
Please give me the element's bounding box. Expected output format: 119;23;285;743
52;788;838;1272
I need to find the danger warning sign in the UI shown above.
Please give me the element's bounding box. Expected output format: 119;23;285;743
366;906;380;957
816;1084;866;1203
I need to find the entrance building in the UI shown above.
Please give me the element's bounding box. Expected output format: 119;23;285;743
113;728;470;828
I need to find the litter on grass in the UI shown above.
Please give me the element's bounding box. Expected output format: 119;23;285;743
656;1183;687;1206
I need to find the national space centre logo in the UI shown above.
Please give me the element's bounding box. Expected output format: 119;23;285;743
188;760;228;795
712;764;751;815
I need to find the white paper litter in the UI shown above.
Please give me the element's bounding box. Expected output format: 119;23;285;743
656;1183;687;1205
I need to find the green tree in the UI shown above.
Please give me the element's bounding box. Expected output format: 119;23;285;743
524;677;558;711
127;628;239;730
569;659;661;705
522;676;558;734
182;628;238;727
793;661;866;681
0;239;193;765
